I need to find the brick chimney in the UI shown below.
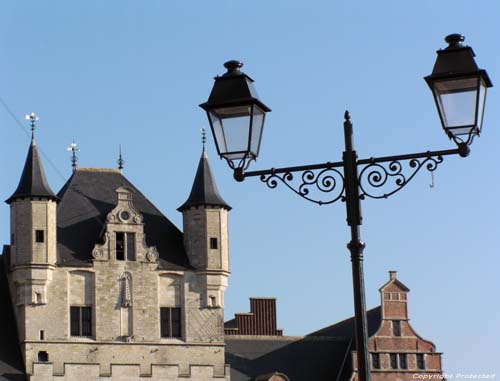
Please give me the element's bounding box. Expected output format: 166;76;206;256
225;297;283;336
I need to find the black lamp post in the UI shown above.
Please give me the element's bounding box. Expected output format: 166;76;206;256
201;35;491;381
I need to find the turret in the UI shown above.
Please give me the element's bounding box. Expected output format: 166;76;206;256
178;149;230;308
5;114;58;307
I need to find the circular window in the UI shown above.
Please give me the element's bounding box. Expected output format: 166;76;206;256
120;211;130;221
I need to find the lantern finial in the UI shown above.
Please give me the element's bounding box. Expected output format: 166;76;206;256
445;34;465;49
223;60;244;76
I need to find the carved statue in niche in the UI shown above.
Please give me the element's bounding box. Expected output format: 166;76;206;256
120;273;132;307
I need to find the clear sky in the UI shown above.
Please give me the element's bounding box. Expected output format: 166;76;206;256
1;0;498;375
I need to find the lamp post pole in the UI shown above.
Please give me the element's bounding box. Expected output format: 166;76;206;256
343;112;370;380
200;34;492;381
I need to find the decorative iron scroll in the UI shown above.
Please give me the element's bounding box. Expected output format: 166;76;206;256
358;155;444;199
260;168;345;205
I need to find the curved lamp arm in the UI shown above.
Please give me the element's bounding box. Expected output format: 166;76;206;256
236;143;468;205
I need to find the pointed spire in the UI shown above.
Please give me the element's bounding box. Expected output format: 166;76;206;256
178;149;231;212
117;145;124;171
67;141;79;171
6;114;58;204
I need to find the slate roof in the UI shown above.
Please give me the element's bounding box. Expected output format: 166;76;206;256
177;151;231;211
0;256;25;381
56;168;189;269
307;306;382;349
225;306;382;381
5;137;57;204
225;336;352;381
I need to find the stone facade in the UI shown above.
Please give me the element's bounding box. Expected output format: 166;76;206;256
4;139;231;380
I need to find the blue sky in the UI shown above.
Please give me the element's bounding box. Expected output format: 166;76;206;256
1;0;499;374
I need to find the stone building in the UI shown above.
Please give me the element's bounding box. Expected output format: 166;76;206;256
1;128;231;380
0;126;444;381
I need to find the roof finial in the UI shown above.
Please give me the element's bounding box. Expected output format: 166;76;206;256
25;112;39;142
67;141;79;172
201;127;207;152
117;145;124;171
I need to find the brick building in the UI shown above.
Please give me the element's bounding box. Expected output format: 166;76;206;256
0;126;444;380
224;271;443;381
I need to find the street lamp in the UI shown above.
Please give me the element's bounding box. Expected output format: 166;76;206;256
425;34;492;146
200;60;271;171
201;35;491;381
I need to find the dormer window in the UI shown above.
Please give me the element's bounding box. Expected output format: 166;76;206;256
116;232;136;261
392;320;401;336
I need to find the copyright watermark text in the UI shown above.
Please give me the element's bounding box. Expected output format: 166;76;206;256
413;374;496;380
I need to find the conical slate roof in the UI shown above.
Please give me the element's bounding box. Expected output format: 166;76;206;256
6;137;58;204
178;151;231;211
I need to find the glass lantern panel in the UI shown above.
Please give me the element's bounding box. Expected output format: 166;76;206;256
475;79;488;135
209;106;252;159
434;77;478;135
250;106;265;157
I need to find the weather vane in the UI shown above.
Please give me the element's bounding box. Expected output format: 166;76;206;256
117;145;124;171
201;127;207;152
25;112;39;139
67;141;79;171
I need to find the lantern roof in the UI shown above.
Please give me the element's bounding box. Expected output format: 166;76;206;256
425;34;492;87
199;60;271;112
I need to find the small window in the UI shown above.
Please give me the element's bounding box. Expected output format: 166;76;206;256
126;233;135;261
390;353;398;369
417;354;425;370
35;230;45;243
160;307;181;338
399;354;407;369
38;351;48;362
392;320;401;336
116;232;125;260
371;353;380;369
70;306;92;337
210;295;217;308
210;237;218;249
116;232;135;261
39;330;45;340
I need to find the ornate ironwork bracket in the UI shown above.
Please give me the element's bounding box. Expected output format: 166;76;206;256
260;167;345;205
240;145;467;205
358;155;444;199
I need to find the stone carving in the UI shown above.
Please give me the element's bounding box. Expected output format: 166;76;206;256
146;247;158;262
92;249;103;259
121;273;132;307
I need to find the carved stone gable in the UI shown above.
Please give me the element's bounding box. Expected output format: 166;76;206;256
107;186;143;226
91;186;159;263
